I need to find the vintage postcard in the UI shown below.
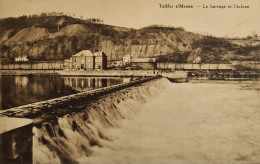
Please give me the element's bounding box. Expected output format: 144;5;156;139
0;0;259;163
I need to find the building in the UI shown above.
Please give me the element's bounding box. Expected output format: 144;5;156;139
72;50;94;70
94;51;107;70
15;56;29;62
65;50;107;70
193;56;201;64
64;58;73;69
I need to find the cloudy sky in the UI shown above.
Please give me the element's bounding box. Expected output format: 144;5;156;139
0;0;259;37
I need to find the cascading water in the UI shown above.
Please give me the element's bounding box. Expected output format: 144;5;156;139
33;78;169;164
32;78;260;164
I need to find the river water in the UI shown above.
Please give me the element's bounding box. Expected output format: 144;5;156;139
81;80;260;164
0;75;133;110
32;78;260;164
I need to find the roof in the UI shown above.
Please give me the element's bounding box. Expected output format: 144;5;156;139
131;58;157;63
73;50;93;57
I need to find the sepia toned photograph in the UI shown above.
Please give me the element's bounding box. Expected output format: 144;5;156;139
0;0;259;163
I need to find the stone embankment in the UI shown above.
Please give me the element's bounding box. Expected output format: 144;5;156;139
0;69;57;75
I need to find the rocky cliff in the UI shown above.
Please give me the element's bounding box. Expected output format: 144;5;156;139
0;15;201;61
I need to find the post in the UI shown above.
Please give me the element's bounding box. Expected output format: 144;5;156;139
0;118;33;164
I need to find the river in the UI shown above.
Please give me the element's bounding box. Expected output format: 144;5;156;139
32;78;260;164
0;75;134;110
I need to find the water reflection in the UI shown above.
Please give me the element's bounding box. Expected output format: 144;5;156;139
63;77;130;92
15;76;29;87
0;75;132;110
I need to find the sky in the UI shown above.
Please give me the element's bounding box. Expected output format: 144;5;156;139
0;0;259;37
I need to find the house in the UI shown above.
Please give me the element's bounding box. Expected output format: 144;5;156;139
94;51;107;70
64;58;73;69
72;50;94;70
15;56;29;62
193;56;201;64
65;50;107;70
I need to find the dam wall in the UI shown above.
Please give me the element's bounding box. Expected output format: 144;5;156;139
0;76;159;123
0;76;171;163
31;77;171;163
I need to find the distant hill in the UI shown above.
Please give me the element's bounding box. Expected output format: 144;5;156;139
0;14;258;63
0;14;203;62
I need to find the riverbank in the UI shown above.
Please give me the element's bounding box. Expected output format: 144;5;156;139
1;69;259;81
0;69;58;75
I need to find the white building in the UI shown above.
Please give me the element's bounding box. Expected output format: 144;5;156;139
193;56;201;64
15;56;29;62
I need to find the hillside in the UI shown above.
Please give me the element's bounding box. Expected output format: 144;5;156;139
1;14;257;63
4;27;49;45
0;14;203;62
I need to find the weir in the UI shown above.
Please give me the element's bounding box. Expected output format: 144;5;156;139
0;76;169;163
0;76;158;121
